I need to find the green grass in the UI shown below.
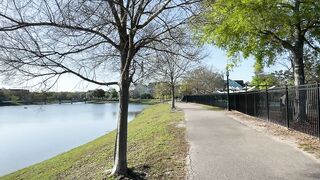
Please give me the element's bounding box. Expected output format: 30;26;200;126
1;104;187;180
129;99;160;105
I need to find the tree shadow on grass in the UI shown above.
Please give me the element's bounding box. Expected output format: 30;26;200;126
110;165;150;180
125;168;148;180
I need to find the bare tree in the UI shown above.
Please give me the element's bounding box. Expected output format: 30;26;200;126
154;82;171;101
181;66;224;95
153;38;202;109
0;0;200;176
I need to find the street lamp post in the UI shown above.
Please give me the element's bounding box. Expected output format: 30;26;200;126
226;70;231;111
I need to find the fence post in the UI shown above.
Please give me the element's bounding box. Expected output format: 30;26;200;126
226;70;231;111
245;93;248;114
253;93;256;116
245;85;248;114
285;85;289;128
234;94;236;110
317;83;320;139
266;88;269;122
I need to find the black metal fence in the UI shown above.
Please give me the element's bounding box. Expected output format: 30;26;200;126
182;83;320;138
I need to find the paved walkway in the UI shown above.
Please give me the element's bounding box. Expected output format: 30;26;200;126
177;102;320;180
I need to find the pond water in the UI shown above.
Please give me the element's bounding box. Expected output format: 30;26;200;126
0;102;147;176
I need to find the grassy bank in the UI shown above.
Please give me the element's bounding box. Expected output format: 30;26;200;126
129;99;160;105
1;104;187;180
86;99;159;105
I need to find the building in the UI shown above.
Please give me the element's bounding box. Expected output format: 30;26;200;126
223;80;246;92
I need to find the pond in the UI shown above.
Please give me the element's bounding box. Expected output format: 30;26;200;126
0;102;147;176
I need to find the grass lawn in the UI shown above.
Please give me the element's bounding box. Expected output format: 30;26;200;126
129;99;160;105
1;104;187;180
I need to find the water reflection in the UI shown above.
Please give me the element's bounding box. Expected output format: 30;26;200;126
0;102;146;176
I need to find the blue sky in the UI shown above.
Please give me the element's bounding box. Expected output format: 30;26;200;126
203;45;256;82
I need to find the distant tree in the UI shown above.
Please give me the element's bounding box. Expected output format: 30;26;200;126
154;44;201;109
92;89;105;99
154;82;171;101
140;93;153;99
28;92;41;102
250;61;282;89
251;73;280;89
110;88;119;100
197;0;320;122
179;82;193;96
40;92;49;104
181;66;224;95
129;89;140;99
0;91;5;102
105;91;111;100
5;90;30;102
129;84;150;99
59;92;68;101
64;92;74;101
10;95;19;103
45;92;56;102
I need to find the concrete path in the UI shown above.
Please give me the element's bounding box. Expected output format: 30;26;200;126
177;102;320;180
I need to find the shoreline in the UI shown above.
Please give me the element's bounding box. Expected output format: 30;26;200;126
0;99;158;107
0;103;187;179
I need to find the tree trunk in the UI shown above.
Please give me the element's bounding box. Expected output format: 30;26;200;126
171;84;175;109
111;77;130;176
293;47;307;122
110;31;134;176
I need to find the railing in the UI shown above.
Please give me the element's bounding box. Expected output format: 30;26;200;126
182;83;320;138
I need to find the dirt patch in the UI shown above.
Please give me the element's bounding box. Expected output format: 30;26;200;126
227;111;320;160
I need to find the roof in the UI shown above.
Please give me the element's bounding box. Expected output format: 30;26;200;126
229;80;244;91
234;80;245;87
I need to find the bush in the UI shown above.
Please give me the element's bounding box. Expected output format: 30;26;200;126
140;93;153;99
